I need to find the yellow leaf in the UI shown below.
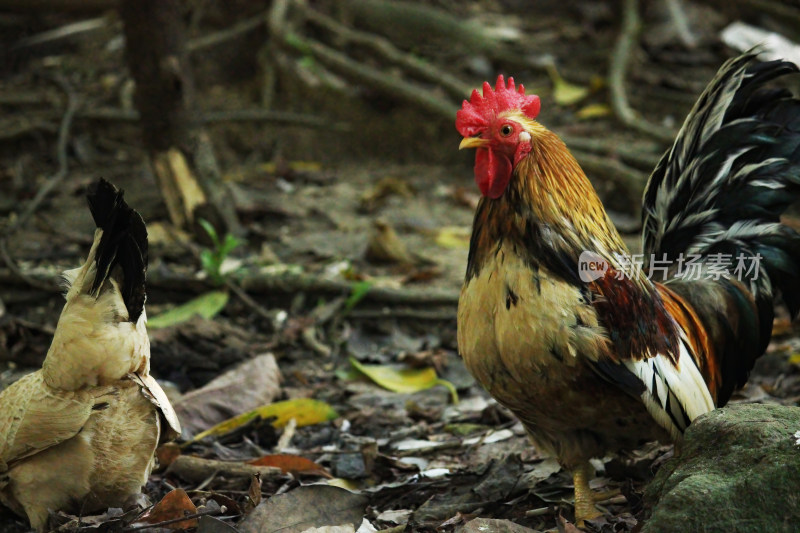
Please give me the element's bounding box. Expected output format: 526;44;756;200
788;353;800;365
327;478;361;490
434;226;471;250
148;291;229;329
185;399;338;446
576;103;612;120
547;64;589;106
349;357;458;403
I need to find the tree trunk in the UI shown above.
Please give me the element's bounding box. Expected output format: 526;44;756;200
119;0;240;237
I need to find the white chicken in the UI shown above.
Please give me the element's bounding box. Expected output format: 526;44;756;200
0;178;180;531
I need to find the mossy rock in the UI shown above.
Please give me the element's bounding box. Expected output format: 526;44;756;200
643;403;800;533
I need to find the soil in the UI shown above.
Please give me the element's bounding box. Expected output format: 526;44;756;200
1;1;800;532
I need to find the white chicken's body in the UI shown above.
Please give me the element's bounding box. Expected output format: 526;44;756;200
0;180;179;531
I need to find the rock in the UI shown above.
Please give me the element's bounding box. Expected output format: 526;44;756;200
457;518;541;533
643;403;800;533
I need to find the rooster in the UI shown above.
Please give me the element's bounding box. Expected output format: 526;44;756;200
0;179;181;531
456;53;800;525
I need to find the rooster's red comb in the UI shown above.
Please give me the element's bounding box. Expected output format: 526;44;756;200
456;75;541;137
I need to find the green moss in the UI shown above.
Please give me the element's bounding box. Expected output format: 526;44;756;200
644;404;800;533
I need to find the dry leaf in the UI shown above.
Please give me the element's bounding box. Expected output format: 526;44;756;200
238;486;368;533
156;442;181;468
246;473;262;513
364;219;415;265
359;176;414;212
137;488;198;530
249;454;331;477
174;353;282;437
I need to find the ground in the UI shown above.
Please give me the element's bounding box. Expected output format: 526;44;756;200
1;1;800;532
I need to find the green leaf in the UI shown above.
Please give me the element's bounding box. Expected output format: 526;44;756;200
148;291;229;329
220;234;242;257
344;281;372;312
198;218;221;249
185;399;338;446
349;357;458;403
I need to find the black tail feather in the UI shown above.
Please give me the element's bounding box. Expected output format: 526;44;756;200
85;178;148;322
642;53;800;404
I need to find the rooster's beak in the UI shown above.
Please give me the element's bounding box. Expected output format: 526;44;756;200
459;137;489;150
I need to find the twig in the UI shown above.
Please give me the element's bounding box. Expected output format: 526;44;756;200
0;242;59;293
714;0;800;27
0;73;78;293
288;34;456;120
663;0;696;48
347;308;455;321
525;506;554;517
298;3;471;100
224;278;276;324
270;0;457;121
187;12;266;52
166;455;282;483
0;266;460;307
123;506;227;531
608;0;675;143
11;74;79;232
571;149;647;206
11;16;107;49
69;107;349;130
167;230;278;325
559;133;662;171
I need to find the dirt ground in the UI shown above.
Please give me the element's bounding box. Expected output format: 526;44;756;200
2;1;800;532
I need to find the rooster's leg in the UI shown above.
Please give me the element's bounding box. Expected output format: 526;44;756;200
572;462;603;526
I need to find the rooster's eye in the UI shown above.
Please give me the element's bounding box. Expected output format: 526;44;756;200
500;124;513;137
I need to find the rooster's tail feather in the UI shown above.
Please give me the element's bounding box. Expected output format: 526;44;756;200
642;53;800;333
642;53;800;405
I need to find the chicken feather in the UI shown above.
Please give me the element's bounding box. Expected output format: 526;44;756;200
456;54;800;524
0;179;179;531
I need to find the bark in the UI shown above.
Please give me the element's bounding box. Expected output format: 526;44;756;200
119;0;240;236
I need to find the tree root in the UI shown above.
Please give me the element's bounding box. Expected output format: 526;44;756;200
609;0;676;143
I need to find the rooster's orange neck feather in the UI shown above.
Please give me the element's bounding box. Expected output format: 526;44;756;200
515;125;627;255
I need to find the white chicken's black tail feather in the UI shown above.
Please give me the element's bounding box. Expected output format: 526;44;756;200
85;178;148;323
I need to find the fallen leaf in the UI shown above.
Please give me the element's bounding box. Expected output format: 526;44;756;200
156;442;181;468
433;226;471;250
186;398;339;446
349;357;458;403
198;515;240;533
247;473;262;512
359;176;414;212
576;103;612;120
249;454;331;477
238;485;368;533
298;527;355;533
461;518;541;533
364;219;415;265
148;291;229;329
136;488;198;530
547;64;589;106
174;353;282;436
